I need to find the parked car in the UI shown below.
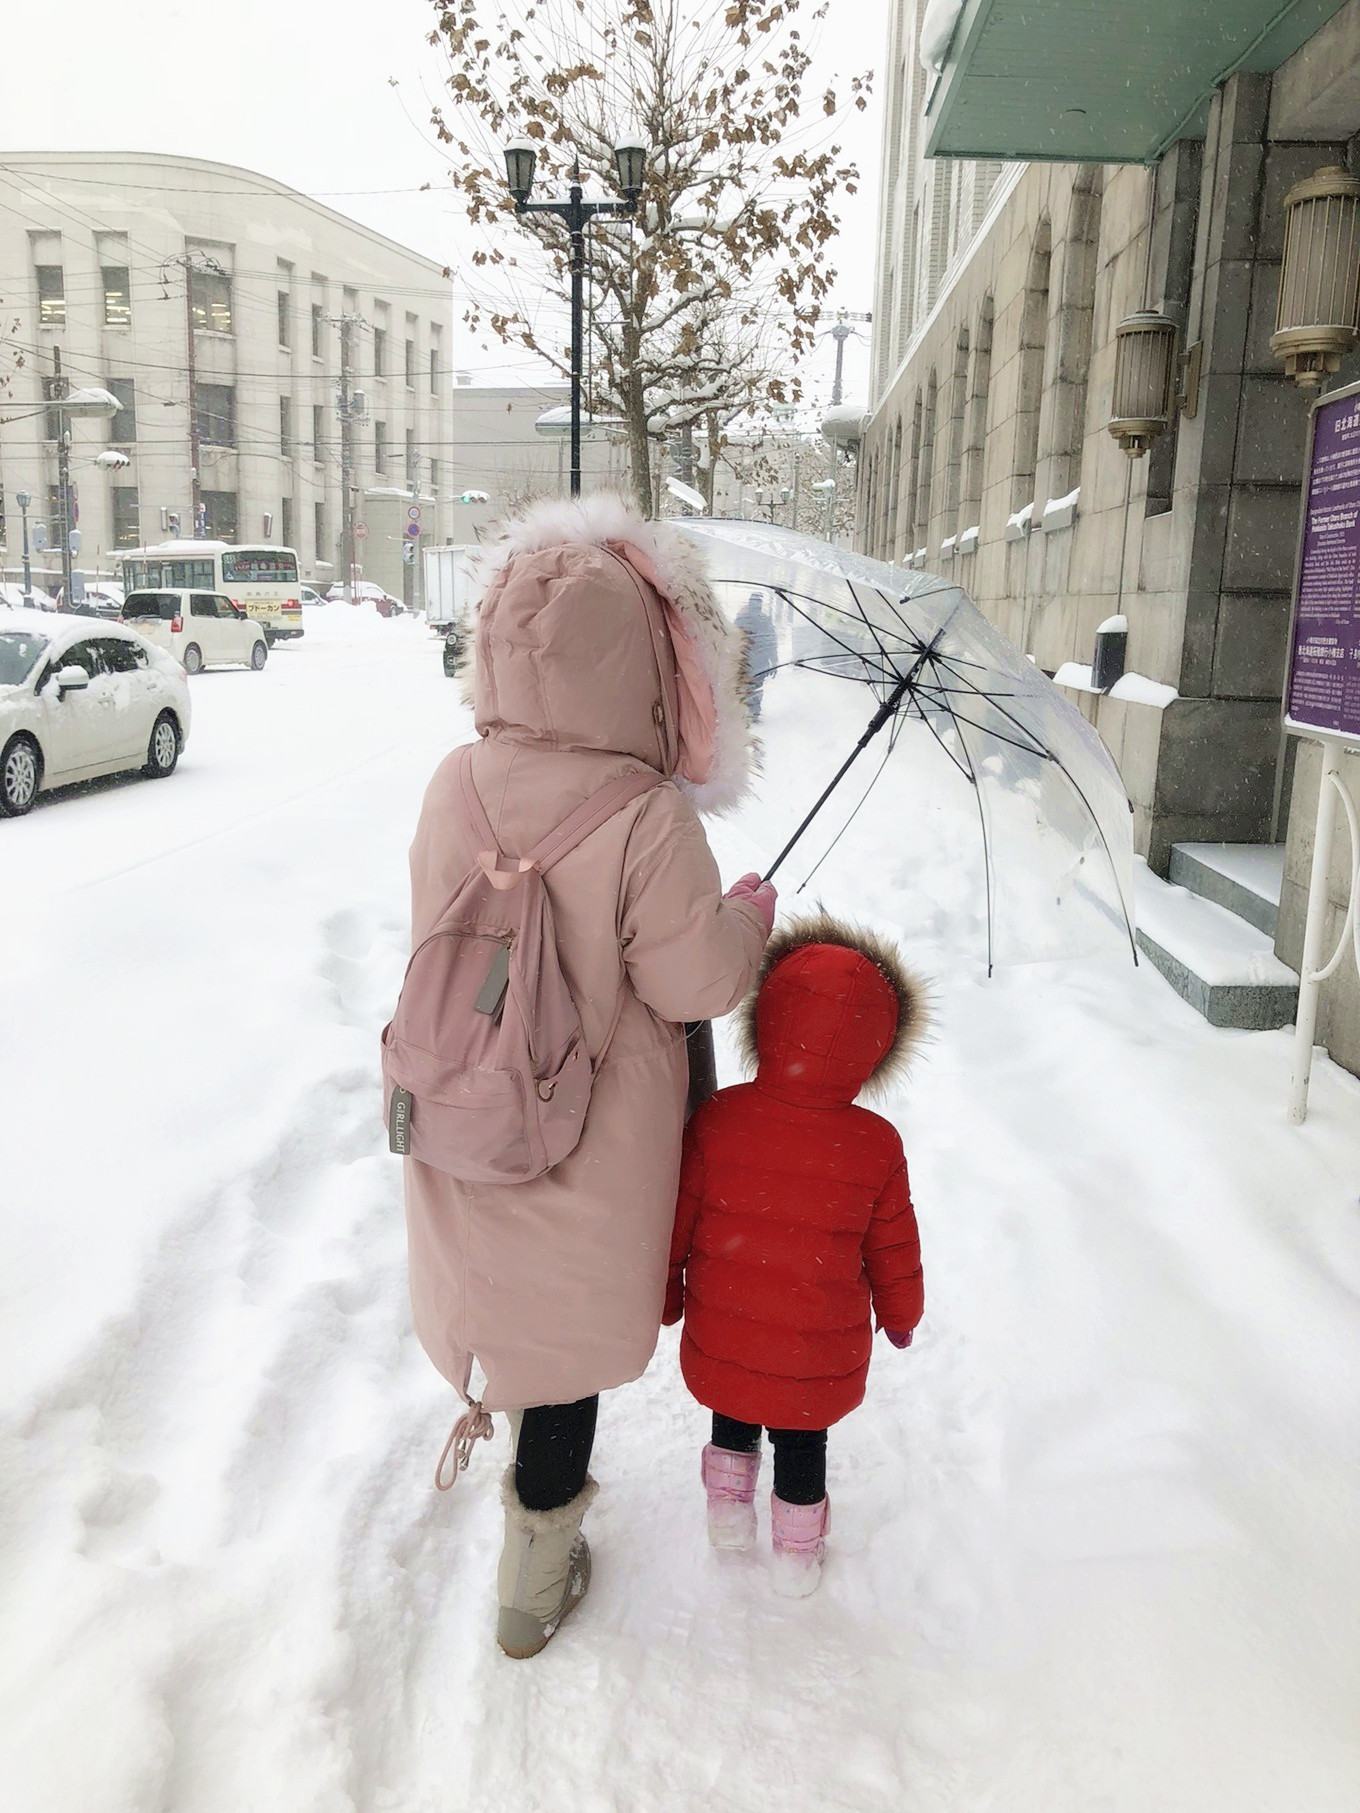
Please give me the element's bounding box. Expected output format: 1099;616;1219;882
300;586;328;608
325;581;405;615
68;588;125;621
119;589;269;673
0;582;59;613
0;610;192;816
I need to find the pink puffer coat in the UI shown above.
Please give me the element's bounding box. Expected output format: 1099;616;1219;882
403;495;768;1413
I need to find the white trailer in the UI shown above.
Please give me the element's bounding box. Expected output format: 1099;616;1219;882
422;545;479;630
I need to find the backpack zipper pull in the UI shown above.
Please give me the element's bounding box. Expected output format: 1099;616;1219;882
474;937;512;1017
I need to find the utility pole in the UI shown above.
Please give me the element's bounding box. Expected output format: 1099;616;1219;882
822;309;872;408
49;349;73;603
161;250;224;537
185;273;201;536
332;313;366;607
403;443;421;614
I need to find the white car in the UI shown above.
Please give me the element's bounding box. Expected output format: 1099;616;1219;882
0;610;192;817
120;588;269;673
0;582;59;612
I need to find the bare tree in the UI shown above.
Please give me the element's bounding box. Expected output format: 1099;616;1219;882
430;0;868;512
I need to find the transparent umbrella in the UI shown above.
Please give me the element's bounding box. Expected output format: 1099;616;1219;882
676;518;1137;972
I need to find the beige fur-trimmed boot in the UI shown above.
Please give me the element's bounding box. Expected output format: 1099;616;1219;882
495;1468;598;1659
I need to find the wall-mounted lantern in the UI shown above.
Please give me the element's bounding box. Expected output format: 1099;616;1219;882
1107;312;1201;457
1272;165;1360;388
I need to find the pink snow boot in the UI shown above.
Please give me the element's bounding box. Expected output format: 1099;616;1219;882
701;1443;761;1550
770;1494;830;1598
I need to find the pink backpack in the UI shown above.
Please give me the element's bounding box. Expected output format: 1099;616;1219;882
381;746;662;1184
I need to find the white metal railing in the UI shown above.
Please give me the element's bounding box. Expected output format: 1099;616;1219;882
1290;740;1360;1123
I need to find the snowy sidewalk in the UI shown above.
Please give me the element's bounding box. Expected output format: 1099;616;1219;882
2;611;1358;1812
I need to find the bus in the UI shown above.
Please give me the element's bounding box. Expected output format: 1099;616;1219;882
119;542;304;642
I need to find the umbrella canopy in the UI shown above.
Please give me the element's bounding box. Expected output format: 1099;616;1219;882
675;518;1137;971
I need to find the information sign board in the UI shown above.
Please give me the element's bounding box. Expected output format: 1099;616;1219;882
1285;382;1360;745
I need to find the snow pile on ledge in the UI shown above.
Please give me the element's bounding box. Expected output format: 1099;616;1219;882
1004;502;1034;541
1055;661;1179;708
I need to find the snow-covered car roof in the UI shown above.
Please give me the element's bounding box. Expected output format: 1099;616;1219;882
1;609;164;651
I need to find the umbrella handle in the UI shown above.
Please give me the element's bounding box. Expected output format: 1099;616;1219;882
762;673;912;884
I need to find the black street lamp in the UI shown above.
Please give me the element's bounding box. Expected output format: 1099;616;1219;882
503;135;647;497
14;489;33;606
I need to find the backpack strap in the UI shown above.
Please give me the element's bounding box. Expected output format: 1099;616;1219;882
456;742;500;853
528;770;664;873
457;742;662;873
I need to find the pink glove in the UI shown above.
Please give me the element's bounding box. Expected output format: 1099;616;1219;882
884;1329;913;1349
724;871;777;935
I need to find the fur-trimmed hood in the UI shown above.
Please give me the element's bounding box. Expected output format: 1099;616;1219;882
466;493;755;814
737;912;931;1102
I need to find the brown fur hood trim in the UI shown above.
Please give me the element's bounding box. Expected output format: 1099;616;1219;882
735;911;933;1096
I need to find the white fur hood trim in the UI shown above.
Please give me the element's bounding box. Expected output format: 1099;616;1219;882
473;493;756;814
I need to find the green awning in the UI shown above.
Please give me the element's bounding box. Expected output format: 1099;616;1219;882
924;0;1351;164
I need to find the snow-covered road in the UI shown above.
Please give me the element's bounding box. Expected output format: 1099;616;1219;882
3;603;1359;1812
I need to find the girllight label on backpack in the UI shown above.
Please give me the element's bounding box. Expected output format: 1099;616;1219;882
1286;390;1360;744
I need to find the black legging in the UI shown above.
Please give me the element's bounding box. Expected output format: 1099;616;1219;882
712;1413;828;1505
516;1395;599;1511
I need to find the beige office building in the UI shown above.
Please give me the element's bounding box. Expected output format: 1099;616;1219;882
0;152;451;593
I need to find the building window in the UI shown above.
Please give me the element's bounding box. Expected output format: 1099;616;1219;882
962;296;994;530
311;303;324;358
36;265;65;327
429;457;438;494
429;346;438;395
112;487;140;548
106;377;137;443
943;327;970;533
280;396;293;460
281;496;294;548
375;421;387;473
202;491;238;539
196;383;235;447
914;371;937;551
1012;218;1051;512
190;268;233;334
315;500;327;563
312;404;325;460
405;426;417;483
278;291;290;348
405;337;416;388
1042;171;1103;506
102;267;131;328
373;327;386;378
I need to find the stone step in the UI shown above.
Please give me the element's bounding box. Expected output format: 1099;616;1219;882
1133;860;1299;1031
1167;842;1284;938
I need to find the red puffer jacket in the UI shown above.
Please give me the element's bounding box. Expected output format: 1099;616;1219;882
665;917;926;1430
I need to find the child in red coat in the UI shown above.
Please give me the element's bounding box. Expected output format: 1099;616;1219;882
665;914;926;1596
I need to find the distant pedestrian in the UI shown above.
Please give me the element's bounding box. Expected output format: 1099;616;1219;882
666;914;927;1596
401;494;774;1658
735;589;778;720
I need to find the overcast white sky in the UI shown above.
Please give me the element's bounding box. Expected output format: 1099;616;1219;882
3;0;889;405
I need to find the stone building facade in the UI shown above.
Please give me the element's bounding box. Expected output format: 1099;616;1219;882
860;0;1360;1078
0;152;450;592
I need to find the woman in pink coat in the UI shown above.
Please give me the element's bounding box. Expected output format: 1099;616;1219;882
403;495;774;1657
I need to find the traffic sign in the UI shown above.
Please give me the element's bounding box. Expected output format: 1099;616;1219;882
406;504;422;522
354;523;368;541
404;522;421;539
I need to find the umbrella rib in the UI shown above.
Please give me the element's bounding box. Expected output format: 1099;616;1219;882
1040;759;1141;967
771;590;889;669
793;737;898;896
947;713;997;978
915;703;1052;760
914;698;978;782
